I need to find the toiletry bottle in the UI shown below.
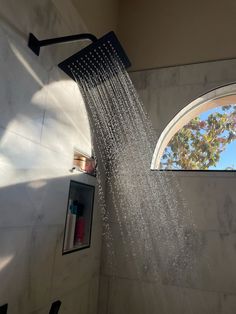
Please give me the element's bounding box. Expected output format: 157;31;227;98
78;208;85;244
74;203;85;246
64;199;77;250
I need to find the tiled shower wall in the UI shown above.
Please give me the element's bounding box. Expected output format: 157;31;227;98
0;1;102;313
98;59;236;314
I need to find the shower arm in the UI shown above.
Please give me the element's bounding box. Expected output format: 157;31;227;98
28;32;98;56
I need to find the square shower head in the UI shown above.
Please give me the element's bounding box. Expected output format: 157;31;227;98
58;31;131;82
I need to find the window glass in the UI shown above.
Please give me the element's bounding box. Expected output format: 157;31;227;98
160;104;236;170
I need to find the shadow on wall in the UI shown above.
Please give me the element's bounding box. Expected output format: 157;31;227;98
0;174;69;309
0;171;99;313
0;20;91;166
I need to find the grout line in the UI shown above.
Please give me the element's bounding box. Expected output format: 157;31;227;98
0;124;72;160
49;225;61;302
39;109;46;144
151;170;236;178
128;57;236;74
106;277;110;314
0;12;27;41
95;275;102;314
100;223;236;235
0;224;64;230
100;274;236;296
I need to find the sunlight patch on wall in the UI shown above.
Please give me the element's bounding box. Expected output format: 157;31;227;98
9;41;44;87
0;255;14;272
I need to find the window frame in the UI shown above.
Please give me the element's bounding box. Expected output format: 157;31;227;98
151;83;236;171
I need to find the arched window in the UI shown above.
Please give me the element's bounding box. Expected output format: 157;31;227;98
151;84;236;171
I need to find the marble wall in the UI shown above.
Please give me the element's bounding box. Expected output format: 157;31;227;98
0;1;102;313
98;59;236;314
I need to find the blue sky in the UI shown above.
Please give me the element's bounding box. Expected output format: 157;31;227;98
200;106;236;170
161;105;236;170
212;141;236;170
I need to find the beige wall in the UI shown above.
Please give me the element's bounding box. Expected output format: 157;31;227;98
118;0;236;71
73;0;119;36
69;0;236;71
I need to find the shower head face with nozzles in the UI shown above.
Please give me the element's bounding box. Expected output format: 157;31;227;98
58;31;131;83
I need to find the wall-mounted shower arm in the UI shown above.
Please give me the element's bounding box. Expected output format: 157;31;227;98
28;32;98;56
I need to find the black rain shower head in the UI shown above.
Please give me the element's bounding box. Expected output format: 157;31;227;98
58;31;131;82
28;31;131;82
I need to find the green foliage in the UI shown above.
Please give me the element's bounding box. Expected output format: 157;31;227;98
160;105;236;170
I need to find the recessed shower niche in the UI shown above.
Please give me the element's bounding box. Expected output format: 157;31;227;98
62;180;95;254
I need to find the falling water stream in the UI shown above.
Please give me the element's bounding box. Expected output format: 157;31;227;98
73;59;204;313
